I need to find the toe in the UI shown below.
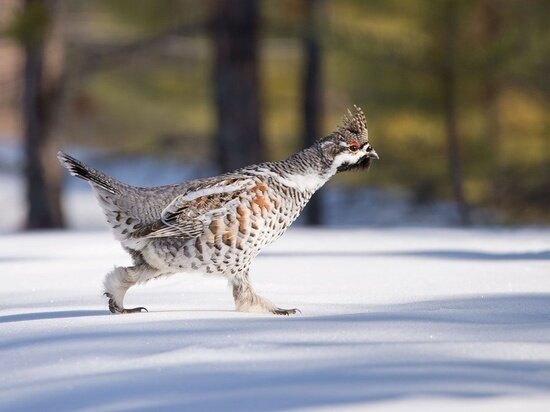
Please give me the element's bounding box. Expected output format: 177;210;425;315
272;307;301;316
104;293;147;314
122;306;148;314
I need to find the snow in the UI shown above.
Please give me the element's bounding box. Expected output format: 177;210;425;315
1;228;550;411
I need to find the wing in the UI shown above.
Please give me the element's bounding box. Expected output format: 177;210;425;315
133;176;256;239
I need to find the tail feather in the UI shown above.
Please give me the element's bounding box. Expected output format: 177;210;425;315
57;151;119;194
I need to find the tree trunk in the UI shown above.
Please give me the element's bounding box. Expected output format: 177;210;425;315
211;0;263;172
20;0;64;229
479;0;503;209
301;0;324;225
441;0;470;225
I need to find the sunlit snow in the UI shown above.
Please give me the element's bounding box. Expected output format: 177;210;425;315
1;228;549;411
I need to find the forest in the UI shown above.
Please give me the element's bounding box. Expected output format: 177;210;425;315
1;3;550;410
1;0;549;228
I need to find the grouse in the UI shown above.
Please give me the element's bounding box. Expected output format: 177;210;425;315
58;106;378;315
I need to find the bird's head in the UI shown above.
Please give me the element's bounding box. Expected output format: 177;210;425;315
317;106;379;173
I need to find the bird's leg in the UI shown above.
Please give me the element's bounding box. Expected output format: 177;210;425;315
103;264;157;314
232;272;300;316
104;292;147;314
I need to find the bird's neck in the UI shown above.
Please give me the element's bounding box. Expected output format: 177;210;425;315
266;146;335;193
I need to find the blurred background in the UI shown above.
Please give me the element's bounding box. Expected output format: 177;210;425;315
0;0;549;231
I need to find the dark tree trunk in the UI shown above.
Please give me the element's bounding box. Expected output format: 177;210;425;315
441;0;470;225
301;0;324;226
20;0;64;229
212;0;263;172
480;0;503;208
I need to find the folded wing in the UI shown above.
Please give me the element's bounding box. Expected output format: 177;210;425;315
133;177;255;240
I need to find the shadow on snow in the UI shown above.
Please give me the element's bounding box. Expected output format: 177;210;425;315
261;249;550;261
2;293;550;411
0;310;107;324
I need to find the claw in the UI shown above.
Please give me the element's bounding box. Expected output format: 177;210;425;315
121;306;148;313
272;307;301;316
104;293;148;314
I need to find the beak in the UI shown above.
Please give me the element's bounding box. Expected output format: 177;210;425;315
367;149;379;160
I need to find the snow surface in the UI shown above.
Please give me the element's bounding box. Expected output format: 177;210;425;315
1;228;550;411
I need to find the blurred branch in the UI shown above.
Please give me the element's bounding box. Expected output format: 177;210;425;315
79;21;206;74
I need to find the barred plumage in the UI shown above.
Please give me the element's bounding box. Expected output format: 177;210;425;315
58;106;378;315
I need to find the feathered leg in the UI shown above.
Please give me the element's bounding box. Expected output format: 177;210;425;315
232;271;300;316
103;264;159;314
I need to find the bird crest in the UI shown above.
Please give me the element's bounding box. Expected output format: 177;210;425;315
340;105;367;135
323;105;368;144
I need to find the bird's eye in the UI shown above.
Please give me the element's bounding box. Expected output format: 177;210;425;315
348;142;360;151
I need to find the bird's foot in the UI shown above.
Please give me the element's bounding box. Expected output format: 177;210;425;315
104;293;148;314
271;307;301;316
